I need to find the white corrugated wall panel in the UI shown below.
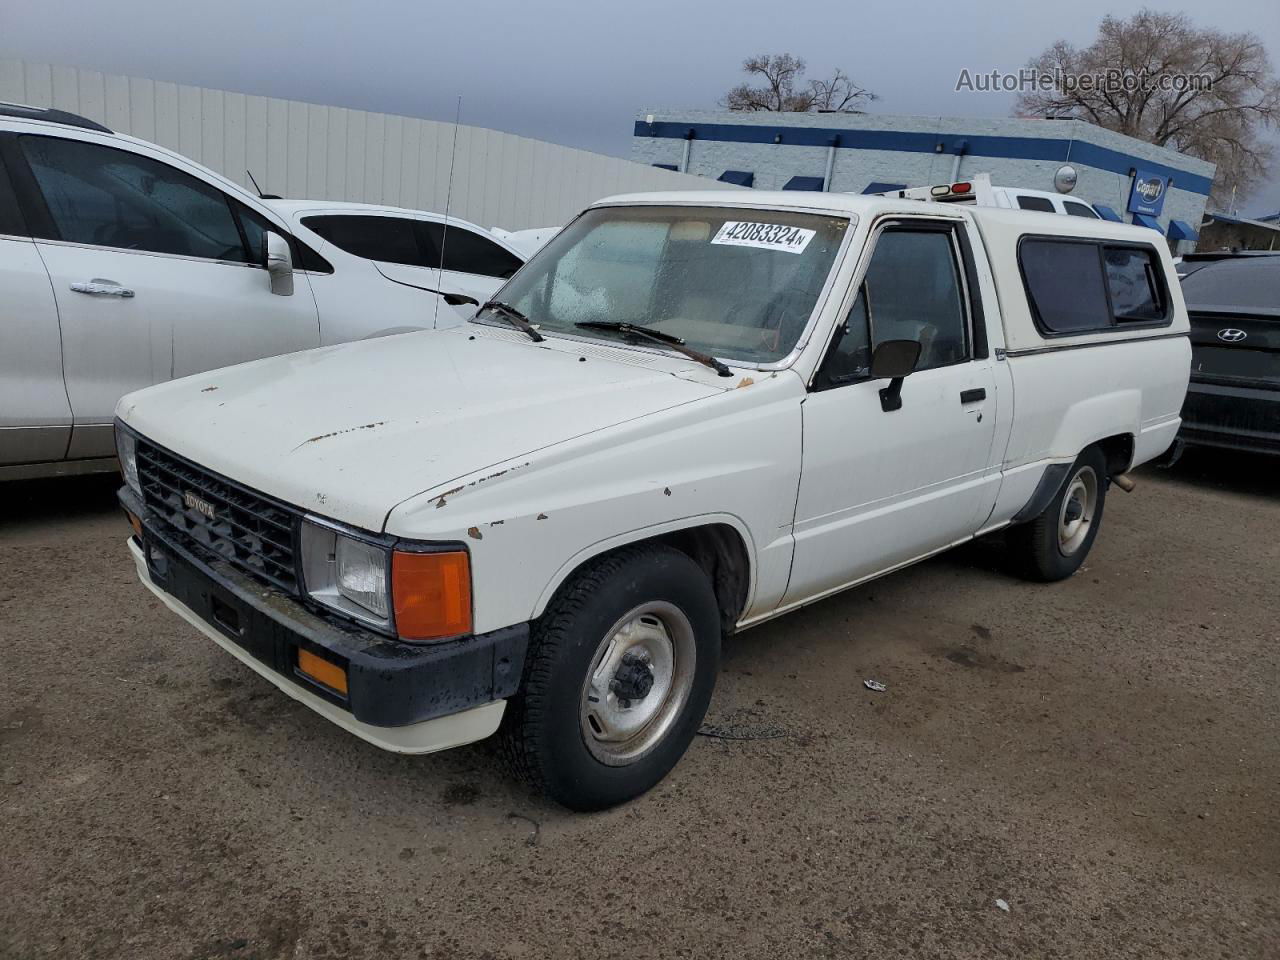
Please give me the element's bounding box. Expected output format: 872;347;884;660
0;59;737;229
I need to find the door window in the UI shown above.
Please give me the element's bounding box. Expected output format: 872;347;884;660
301;214;427;267
19;135;247;261
818;227;969;388
0;155;26;236
236;203;332;273
417;222;524;279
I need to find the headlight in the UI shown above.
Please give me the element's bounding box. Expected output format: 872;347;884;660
301;520;392;626
115;422;140;496
301;519;474;642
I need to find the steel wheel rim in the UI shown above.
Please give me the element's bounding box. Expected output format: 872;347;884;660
579;601;696;766
1058;465;1098;556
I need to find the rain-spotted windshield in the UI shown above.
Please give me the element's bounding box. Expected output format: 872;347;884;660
484;205;850;364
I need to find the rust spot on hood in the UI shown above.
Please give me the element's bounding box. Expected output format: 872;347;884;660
735;377;755;389
467;527;483;540
296;421;387;449
434;485;465;509
430;462;533;509
200;386;218;393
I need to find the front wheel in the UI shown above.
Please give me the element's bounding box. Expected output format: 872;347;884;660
1007;445;1108;582
499;544;721;811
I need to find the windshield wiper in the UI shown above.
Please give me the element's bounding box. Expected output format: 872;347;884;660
574;321;732;377
479;300;544;342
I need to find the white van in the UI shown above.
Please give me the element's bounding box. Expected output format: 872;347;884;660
116;191;1189;810
874;173;1104;218
0;104;522;479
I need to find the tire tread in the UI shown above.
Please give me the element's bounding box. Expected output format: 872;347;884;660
497;544;668;793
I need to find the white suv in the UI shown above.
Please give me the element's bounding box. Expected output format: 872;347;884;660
0;104;523;480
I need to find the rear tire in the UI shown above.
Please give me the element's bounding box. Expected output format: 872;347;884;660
499;544;721;811
1007;445;1108;582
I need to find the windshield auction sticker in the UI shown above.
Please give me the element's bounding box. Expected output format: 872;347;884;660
711;221;816;254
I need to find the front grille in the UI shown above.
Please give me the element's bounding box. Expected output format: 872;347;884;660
136;440;301;594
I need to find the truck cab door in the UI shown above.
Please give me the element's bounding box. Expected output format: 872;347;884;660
6;132;321;459
783;218;1003;606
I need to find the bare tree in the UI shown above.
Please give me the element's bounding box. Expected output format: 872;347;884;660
1015;9;1280;206
722;54;877;113
809;69;878;113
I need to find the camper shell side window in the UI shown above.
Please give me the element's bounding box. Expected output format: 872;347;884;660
1017;235;1172;338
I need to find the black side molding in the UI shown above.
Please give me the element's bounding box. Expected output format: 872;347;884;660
1010;462;1073;525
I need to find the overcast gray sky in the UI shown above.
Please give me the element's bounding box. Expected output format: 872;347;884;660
4;0;1278;213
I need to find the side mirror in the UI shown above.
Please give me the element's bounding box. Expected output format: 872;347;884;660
870;339;921;413
263;231;294;296
443;292;479;307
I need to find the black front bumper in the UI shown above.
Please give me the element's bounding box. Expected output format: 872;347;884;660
121;488;528;728
1180;380;1280;455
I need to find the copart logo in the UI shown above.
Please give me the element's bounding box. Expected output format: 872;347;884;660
1217;328;1247;343
1134;177;1165;203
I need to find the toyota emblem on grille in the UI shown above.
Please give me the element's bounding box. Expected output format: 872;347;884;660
183;490;217;520
1217;328;1248;342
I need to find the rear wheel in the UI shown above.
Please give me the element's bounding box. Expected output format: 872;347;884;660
499;544;721;810
1007;446;1108;582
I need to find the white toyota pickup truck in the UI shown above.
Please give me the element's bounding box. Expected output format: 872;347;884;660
115;191;1190;810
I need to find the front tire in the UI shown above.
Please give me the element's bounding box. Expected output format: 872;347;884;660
499;544;721;811
1007;445;1108;582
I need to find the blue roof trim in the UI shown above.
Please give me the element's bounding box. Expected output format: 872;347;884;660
1094;205;1123;222
784;176;825;191
1131;213;1163;231
863;181;907;194
718;170;754;186
633;120;1214;197
1167;219;1199;241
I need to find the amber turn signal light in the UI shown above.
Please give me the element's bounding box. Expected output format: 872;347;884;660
125;510;142;538
297;648;348;695
392;550;472;642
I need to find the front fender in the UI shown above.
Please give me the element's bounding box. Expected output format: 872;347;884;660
530;512;758;622
383;373;807;634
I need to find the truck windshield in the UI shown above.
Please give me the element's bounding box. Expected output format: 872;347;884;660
484;205;850;364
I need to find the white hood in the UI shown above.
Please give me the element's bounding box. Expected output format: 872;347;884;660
118;326;725;531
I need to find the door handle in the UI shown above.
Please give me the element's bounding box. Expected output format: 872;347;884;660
960;388;986;404
70;279;135;298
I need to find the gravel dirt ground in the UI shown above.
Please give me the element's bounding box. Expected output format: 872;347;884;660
1;449;1276;960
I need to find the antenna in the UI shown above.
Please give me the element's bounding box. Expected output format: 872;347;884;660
433;96;462;327
246;168;266;198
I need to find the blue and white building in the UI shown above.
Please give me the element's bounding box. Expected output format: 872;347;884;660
632;110;1214;249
